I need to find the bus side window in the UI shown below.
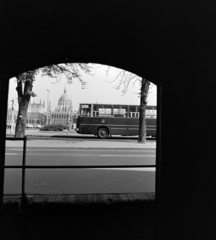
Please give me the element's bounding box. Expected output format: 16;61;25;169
93;111;99;117
130;112;135;118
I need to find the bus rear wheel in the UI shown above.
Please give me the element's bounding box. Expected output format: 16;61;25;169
98;127;109;139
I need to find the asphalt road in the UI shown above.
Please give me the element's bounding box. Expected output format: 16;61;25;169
4;148;156;195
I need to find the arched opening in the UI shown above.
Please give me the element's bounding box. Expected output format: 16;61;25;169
4;63;158;239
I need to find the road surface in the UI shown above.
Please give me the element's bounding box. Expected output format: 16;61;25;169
4;148;156;195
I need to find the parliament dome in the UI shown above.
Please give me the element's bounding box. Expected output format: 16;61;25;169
58;89;71;105
56;88;72;112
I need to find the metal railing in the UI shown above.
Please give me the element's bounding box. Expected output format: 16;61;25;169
5;136;156;208
5;136;27;208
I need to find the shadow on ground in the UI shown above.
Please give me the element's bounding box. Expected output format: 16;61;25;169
1;201;155;240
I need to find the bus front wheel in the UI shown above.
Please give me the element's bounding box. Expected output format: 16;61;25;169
98;127;109;139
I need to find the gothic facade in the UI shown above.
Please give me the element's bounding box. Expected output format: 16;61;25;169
7;89;74;128
27;99;46;125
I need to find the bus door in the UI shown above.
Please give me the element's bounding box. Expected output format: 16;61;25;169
108;117;129;136
109;106;129;136
127;106;139;136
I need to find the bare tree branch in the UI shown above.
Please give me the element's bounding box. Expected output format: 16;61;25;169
14;63;94;137
105;67;154;144
41;63;93;89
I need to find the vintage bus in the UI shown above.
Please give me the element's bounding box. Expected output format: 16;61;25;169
75;103;157;139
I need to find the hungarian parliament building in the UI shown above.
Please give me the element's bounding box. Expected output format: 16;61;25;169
7;88;77;129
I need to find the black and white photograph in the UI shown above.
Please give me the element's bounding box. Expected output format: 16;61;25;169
1;1;215;240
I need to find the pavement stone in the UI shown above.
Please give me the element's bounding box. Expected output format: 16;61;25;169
4;193;155;207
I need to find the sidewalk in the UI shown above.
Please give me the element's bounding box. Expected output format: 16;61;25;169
5;129;156;150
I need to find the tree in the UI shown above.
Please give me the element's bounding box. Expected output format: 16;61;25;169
14;63;93;138
138;78;150;143
106;69;151;143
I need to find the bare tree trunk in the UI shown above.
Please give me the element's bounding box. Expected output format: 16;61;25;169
15;102;29;138
15;77;33;138
138;78;150;143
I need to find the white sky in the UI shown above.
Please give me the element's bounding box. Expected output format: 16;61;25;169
8;64;157;111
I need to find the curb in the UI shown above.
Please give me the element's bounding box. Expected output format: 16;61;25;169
6;134;156;140
6;146;155;150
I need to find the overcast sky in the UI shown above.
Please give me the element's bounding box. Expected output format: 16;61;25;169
8;64;157;111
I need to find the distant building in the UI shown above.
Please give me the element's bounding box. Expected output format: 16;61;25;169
27;99;46;125
28;99;45;113
7;98;46;126
7;99;18;127
50;88;73;128
7;88;75;128
7;109;17;126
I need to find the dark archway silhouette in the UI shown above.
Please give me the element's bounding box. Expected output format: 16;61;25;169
1;1;216;240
